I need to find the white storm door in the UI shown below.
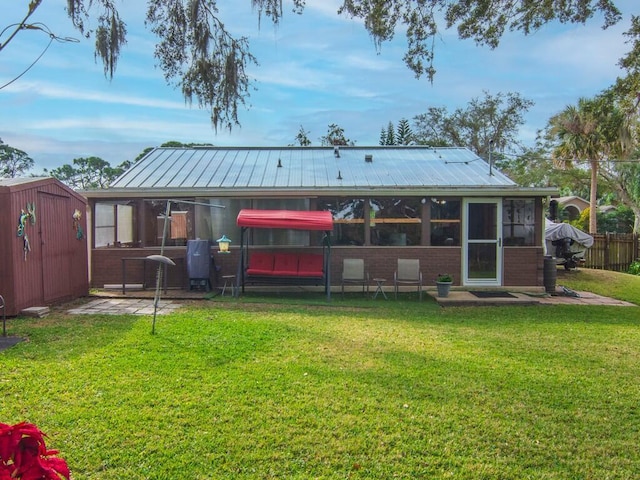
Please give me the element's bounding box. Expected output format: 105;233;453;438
463;199;502;286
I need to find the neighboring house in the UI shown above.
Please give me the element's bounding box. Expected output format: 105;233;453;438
83;146;557;290
0;177;88;315
557;195;616;221
557;196;589;221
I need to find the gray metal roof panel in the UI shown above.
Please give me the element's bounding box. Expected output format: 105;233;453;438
109;146;518;191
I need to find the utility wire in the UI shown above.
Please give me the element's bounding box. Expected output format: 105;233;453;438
0;22;79;90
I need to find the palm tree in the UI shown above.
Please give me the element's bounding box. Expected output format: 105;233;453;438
548;96;629;233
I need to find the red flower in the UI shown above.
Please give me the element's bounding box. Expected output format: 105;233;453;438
0;422;70;480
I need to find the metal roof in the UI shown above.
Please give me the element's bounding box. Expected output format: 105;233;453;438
89;146;556;198
0;177;51;188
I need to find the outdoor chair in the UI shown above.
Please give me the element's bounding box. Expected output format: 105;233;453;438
341;259;369;297
394;259;423;300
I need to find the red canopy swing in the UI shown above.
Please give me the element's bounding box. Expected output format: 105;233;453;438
236;209;333;300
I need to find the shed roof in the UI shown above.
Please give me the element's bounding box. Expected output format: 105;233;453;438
87;146;557;198
0;177;87;203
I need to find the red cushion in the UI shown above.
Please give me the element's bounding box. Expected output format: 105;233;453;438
273;253;299;276
297;254;324;277
247;253;274;275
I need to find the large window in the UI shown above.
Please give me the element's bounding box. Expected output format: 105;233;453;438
320;198;365;246
195;198;250;245
250;199;312;246
370;198;421;246
430;198;460;246
503;198;535;246
147;200;194;246
94;202;135;247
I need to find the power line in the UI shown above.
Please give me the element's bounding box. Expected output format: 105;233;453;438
0;22;79;90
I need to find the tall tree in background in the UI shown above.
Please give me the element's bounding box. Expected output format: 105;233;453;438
379;122;395;145
606;15;640;232
396;118;414;145
2;2;622;130
379;119;414;145
413;91;533;158
611;15;640;114
547;95;631;233
46;157;127;189
0;138;33;178
385;122;395;145
320;124;354;146
338;1;620;82
379;127;387;146
292;125;312;146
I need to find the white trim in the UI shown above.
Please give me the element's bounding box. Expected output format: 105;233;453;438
462;198;503;287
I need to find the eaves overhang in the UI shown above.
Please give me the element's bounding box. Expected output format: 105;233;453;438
82;185;559;200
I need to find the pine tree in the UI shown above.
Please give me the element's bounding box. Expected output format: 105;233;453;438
396;118;413;145
379;127;387;145
385;121;395;145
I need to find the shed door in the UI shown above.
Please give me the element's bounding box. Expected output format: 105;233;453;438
39;192;71;302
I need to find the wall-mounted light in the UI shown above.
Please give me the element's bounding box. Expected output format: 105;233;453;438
216;234;232;253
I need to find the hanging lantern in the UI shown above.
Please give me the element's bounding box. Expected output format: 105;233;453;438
216;234;232;253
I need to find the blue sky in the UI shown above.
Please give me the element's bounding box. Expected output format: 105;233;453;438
1;0;636;173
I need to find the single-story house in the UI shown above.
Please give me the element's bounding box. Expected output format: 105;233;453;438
83;146;558;291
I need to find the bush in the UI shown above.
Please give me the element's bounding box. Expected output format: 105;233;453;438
629;260;640;276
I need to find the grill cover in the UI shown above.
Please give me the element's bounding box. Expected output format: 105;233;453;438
186;240;211;279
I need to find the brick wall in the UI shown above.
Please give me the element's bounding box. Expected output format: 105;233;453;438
92;245;543;289
503;247;543;286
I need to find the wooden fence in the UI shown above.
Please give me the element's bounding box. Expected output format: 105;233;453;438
584;233;640;272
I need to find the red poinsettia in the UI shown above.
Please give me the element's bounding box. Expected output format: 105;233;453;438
0;422;70;480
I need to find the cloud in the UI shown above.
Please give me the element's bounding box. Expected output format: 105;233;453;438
4;81;187;110
528;24;628;80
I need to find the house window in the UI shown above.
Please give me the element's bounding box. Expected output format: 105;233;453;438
430;198;460;246
319;198;365;246
370;198;421;246
148;200;194;246
503;199;535;246
194;197;251;245
94;202;135;247
250;199;311;246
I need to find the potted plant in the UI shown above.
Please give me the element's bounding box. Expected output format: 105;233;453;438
436;273;453;298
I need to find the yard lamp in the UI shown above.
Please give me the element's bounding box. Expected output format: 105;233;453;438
216;234;232;253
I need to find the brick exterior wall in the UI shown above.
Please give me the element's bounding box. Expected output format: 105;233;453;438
92;245;543;289
503;247;544;286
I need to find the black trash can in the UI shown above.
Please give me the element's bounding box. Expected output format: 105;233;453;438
543;255;557;295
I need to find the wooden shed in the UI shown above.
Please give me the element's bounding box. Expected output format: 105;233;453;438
0;178;88;316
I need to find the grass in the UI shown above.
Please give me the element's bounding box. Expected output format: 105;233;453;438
1;269;640;479
558;267;640;304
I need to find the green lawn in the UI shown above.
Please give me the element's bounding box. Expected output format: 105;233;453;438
2;270;640;479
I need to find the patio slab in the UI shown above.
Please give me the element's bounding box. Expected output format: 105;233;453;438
66;298;182;316
432;289;636;307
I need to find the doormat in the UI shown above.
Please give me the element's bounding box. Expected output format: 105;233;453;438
470;291;516;298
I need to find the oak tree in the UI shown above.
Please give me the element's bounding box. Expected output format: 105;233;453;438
2;1;623;131
0;138;34;178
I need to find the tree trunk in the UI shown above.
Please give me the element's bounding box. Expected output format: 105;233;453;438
589;160;598;234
